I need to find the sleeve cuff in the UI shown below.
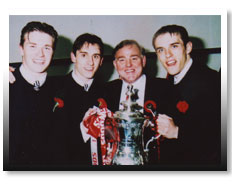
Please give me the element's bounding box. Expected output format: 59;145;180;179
80;121;91;143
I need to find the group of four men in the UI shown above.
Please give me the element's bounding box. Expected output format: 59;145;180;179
8;21;220;169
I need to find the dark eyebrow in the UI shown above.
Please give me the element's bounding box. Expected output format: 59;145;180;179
79;51;87;54
27;41;52;48
116;56;126;59
79;51;100;55
45;44;53;48
130;54;140;57
155;42;180;51
93;53;101;56
27;41;36;45
155;47;163;51
170;42;180;46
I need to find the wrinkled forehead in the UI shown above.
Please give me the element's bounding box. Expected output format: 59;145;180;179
115;44;142;57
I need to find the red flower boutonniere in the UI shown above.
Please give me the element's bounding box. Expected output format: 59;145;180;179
53;97;64;112
176;101;189;114
98;98;107;109
144;100;157;114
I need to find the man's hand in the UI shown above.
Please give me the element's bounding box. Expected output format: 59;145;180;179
156;114;179;139
9;66;16;84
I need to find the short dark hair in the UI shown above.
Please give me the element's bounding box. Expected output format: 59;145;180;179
72;33;104;57
113;39;145;58
20;21;58;50
152;24;190;48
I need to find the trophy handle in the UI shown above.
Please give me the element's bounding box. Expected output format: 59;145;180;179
143;100;161;154
144;134;161;152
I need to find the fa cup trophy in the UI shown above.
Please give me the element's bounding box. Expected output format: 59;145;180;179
82;85;159;165
112;85;159;165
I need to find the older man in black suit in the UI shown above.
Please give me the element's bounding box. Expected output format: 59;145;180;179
152;24;221;166
97;40;178;164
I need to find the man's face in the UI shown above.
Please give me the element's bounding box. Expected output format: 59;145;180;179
113;44;146;84
20;31;54;74
71;43;103;82
154;33;192;75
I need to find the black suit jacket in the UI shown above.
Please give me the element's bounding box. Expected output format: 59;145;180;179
9;67;57;168
168;62;221;165
102;76;175;114
53;73;104;166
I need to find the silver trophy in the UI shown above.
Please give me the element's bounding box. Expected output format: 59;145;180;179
112;85;158;165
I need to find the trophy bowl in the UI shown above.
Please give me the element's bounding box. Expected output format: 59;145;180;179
112;85;148;165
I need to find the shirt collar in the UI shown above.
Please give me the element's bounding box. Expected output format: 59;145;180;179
19;64;47;86
174;58;193;85
71;69;93;91
122;74;146;89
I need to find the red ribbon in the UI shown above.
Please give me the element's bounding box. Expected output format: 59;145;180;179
83;99;119;165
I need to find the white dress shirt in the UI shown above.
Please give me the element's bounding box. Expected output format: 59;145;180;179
19;64;47;86
119;74;146;112
174;58;193;85
71;69;93;91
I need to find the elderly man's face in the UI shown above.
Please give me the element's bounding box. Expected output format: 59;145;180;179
113;44;146;84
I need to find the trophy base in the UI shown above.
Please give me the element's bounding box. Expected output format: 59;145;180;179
112;146;144;165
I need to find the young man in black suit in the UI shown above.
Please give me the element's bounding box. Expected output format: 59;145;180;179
8;21;58;168
53;33;104;166
9;32;104;167
152;24;221;166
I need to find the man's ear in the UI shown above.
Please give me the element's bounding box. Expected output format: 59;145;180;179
100;57;104;66
70;52;76;63
186;41;193;54
19;45;24;56
113;59;117;69
142;55;146;67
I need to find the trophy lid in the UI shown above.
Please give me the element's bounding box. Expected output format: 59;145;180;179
114;85;144;121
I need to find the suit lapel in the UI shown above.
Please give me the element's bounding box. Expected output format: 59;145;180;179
144;76;157;103
105;79;122;112
174;62;201;104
